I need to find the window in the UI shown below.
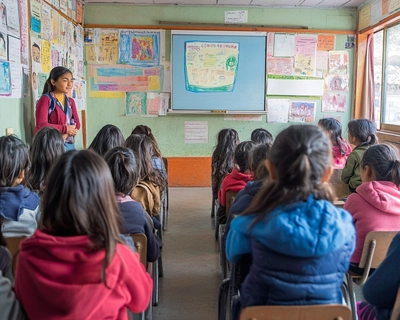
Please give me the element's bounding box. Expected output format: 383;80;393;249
375;24;400;132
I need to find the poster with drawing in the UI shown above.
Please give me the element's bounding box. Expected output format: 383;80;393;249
289;101;316;122
267;57;293;76
30;0;41;34
41;2;52;41
4;0;20;37
294;35;317;77
19;0;29;65
184;41;239;92
0;60;11;96
119;31;160;66
267;99;289;123
0;31;7;60
329;51;348;74
72;78;86;110
325;74;349;91
322;92;347;112
126;92;147;115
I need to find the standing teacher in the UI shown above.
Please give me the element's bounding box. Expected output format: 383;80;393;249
35;66;80;151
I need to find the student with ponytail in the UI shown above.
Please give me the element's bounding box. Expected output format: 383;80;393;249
226;125;355;319
344;144;400;273
34;66;80;151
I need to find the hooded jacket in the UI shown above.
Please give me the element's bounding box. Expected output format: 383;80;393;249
218;168;253;207
344;181;400;263
0;185;40;237
226;195;355;310
15;229;153;320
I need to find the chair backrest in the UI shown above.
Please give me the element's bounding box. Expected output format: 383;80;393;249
5;236;26;275
240;304;352;320
130;233;147;266
329;169;349;199
390;288;400;320
226;191;238;216
359;231;398;269
333;200;345;208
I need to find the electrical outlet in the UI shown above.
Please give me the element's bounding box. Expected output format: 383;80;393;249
5;128;13;136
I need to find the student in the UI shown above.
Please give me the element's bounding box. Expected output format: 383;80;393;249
341;119;377;193
0;135;40;238
125;134;165;218
89;124;125;157
318;117;352;169
250;128;273;146
0;271;26;320
35;66;80;151
0;217;12;282
217;141;254;224
344;144;400;274
211;128;240;201
28;126;64;195
358;232;400;320
14;150;153;320
131;125;166;179
105;147;160;262
226;125;355;319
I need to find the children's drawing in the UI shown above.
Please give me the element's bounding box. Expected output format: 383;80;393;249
30;0;41;34
0;31;7;60
126;92;147;115
86;45;118;64
118;31;160;66
294;35;317;77
51;9;60;44
325;74;349;91
41;2;52;41
19;0;29;65
0;60;11;96
289;101;316;122
322;92;347;112
267;99;289;123
267;57;293;76
72;78;86;111
184;41;239;92
329;51;349;74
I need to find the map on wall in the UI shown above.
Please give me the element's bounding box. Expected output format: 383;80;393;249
184;41;239;92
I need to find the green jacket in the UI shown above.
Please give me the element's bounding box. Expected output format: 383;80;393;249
341;144;369;190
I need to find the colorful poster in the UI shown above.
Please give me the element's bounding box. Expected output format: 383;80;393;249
19;0;29;65
86;45;118;64
273;33;295;57
267;99;289;123
289;101;316;122
126;92;147;115
76;0;82;23
0;31;7;60
317;35;335;51
118;31;160;66
184;41;239;92
37;72;47;95
294;35;317;77
41;2;52;41
30;0;41;34
325;74;349;91
0;60;11;96
329;51;348;74
322;92;347;112
72;78;86;111
51;46;60;68
4;0;20;37
52;9;60;44
41;40;51;73
267;57;293;75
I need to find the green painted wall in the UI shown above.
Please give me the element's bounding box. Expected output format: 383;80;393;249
82;6;356;156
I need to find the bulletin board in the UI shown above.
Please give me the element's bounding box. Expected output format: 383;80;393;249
171;30;267;112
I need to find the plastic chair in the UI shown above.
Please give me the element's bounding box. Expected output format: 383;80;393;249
390;288;400;320
5;236;26;275
342;231;398;320
239;304;351;320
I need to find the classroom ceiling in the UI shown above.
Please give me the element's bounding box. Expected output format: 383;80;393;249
83;0;365;8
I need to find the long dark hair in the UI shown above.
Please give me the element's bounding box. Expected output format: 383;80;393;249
0;135;30;187
251;128;273;146
318;118;347;155
250;144;271;181
245;125;334;224
42;66;72;95
89;124;125;157
234;141;255;173
361;144;400;187
28;127;64;193
125;134;165;189
131;125;162;158
347;119;378;147
104;147;138;196
212;128;239;183
41;150;123;286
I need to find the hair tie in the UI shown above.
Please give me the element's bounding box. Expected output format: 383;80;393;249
297;145;312;156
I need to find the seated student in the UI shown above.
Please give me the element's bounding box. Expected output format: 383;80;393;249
358;232;400;320
217;141;255;225
344;144;400;274
226;125;355;320
0;271;26;320
105;147;161;262
211;128;240;201
0;217;12;282
15;150;153;320
125;134;165;219
250;128;273;146
0;136;40;238
28;126;64;195
89;124;125;157
131;125;166;179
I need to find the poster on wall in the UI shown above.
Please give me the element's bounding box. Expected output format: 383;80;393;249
325;74;349;91
0;31;7;60
118;31;160;66
184;41;239;92
289;101;316;122
126;92;147;115
322;92;347;112
30;0;41;34
267;99;289;123
329;51;348;74
294;35;317;77
0;60;11;96
19;0;29;65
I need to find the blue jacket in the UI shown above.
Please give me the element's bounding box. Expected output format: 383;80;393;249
226;195;355;309
363;233;400;320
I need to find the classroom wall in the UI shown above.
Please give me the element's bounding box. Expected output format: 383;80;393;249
83;5;357;186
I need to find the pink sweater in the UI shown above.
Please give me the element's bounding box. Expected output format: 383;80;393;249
344;181;400;263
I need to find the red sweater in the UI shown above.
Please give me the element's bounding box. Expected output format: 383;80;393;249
15;229;153;320
35;94;81;134
218;168;253;206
